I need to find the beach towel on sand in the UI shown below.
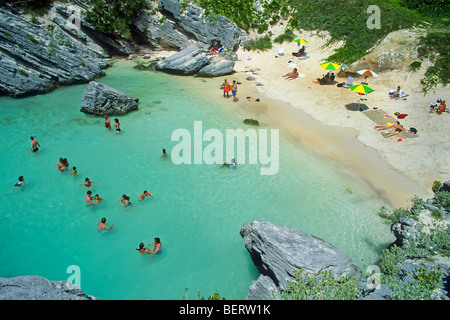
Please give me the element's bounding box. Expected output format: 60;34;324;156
362;109;418;139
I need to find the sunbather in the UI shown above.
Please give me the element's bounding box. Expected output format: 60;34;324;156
390;86;402;99
292;46;306;57
437;100;446;115
282;68;299;80
374;120;400;131
386;125;406;137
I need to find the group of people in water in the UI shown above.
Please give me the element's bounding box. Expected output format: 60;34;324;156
23;122;162;257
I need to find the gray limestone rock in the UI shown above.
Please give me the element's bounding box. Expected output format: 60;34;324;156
0;275;99;300
240;220;362;299
155;46;209;75
80;81;139;116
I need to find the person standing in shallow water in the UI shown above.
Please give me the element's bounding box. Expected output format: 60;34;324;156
231;80;238;102
104;116;111;130
114;118;121;133
28;136;40;153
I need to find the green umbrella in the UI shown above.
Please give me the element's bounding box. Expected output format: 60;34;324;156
293;38;308;44
320;62;341;70
349;84;374;94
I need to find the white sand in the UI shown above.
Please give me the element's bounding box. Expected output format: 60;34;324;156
225;31;449;208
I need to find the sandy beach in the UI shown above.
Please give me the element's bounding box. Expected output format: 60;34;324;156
218;31;449;209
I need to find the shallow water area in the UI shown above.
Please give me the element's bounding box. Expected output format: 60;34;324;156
0;60;394;300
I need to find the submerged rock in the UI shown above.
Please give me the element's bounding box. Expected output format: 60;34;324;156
240;220;362;300
0;275;99;300
243;118;259;126
80;81;139;116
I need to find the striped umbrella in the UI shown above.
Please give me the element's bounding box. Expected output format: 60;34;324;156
320;62;341;71
357;69;379;81
349;84;374;94
293;38;308;44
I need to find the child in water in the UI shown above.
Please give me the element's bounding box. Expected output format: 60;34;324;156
69;166;78;176
14;176;26;187
94;194;103;203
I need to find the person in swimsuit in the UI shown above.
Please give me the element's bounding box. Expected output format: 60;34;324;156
114;118;121;133
28;136;40;153
104;116;111;130
222;79;231;98
14;176;26;187
79;177;99;189
93;194;103;203
137;238;162;255
386;125;407;137
282;68;299;80
231;80;237;102
97;217;113;232
85;190;95;205
374;121;400;131
222;159;236;168
139;190;153;201
57;158;69;172
69;166;78;176
161;148;167;158
119;194;131;206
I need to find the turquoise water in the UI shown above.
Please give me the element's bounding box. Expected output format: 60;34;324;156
0;60;394;300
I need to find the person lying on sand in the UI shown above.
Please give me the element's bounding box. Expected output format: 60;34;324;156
386;125;406;137
374;121;400;131
282;68;299;80
390;86;402;99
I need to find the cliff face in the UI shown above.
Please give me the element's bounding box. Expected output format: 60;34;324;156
0;7;105;97
0;0;246;97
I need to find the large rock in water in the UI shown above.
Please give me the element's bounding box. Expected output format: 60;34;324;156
80;81;139;115
0;275;99;300
240;220;362;300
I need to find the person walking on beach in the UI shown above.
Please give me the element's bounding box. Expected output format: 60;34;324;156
28;136;40;153
104;116;111;130
231;80;238;102
222;79;231;98
97;217;113;232
114;118;121;133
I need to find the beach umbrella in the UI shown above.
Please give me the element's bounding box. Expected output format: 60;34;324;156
349;84;374;94
349;84;374;110
357;69;379;82
293;38;307;44
356;69;379;78
320;62;341;71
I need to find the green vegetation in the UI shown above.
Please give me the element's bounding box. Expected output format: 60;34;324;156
182;288;226;300
276;268;361;300
82;0;147;38
434;191;450;212
243;34;272;51
193;0;448;93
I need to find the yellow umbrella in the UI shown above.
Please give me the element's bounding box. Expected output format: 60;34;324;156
293;38;308;44
320;62;341;71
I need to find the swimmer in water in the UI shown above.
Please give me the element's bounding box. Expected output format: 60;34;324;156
93;194;103;203
97;217;113;232
85;190;95;205
69;166;78;176
139;190;153;201
104;116;111;130
14;176;26;187
79;177;99;189
28;136;40;153
222;159;236;168
57;158;69;172
119;194;131;206
114;118;121;133
137;238;162;254
161;148;167;158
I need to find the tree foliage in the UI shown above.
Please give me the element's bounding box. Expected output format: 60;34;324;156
82;0;147;38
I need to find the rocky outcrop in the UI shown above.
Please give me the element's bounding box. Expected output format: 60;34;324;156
349;30;420;72
0;275;99;300
240;220;362;300
0;8;105;97
155;46;209;75
80;81;139;115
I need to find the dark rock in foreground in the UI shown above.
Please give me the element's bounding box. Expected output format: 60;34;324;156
80;81;139;116
240;220;362;300
0;275;99;300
